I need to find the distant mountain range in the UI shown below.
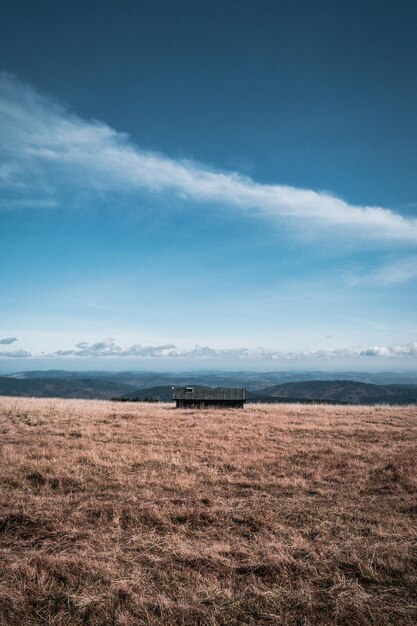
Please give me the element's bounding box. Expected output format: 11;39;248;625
5;368;417;386
0;376;135;400
0;370;417;405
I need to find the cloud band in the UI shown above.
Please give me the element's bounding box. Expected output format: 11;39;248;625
1;73;417;242
1;337;416;360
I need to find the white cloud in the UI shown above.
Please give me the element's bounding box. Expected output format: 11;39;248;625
0;337;17;345
1;73;417;242
74;337;122;356
361;342;417;357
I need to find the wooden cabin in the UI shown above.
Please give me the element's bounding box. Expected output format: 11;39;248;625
173;386;247;408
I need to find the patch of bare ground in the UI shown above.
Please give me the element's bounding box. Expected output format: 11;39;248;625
0;397;416;625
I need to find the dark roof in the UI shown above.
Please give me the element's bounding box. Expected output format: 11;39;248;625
173;386;247;401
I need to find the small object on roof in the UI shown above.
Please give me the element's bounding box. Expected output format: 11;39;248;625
173;386;247;408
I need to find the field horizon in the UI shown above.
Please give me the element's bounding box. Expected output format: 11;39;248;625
1;397;416;625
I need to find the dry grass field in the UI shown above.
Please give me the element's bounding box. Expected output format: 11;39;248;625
0;397;416;626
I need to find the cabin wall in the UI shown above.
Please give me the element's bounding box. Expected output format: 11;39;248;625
175;400;244;409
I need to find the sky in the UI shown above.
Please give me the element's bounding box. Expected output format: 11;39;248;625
0;0;416;372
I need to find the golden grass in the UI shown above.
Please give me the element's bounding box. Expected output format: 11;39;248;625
0;397;416;625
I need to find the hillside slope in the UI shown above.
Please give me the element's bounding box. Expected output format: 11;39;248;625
260;380;417;404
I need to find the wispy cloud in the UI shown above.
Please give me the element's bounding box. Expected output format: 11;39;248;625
344;256;417;287
0;337;18;345
0;337;414;360
366;257;417;285
1;73;417;242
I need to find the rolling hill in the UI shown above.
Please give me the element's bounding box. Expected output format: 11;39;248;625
258;380;417;405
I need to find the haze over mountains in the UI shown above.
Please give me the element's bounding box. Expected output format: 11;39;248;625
1;370;417;405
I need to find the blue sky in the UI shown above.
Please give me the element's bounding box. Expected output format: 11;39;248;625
0;0;416;371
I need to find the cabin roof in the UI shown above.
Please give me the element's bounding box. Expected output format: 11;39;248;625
173;386;247;401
